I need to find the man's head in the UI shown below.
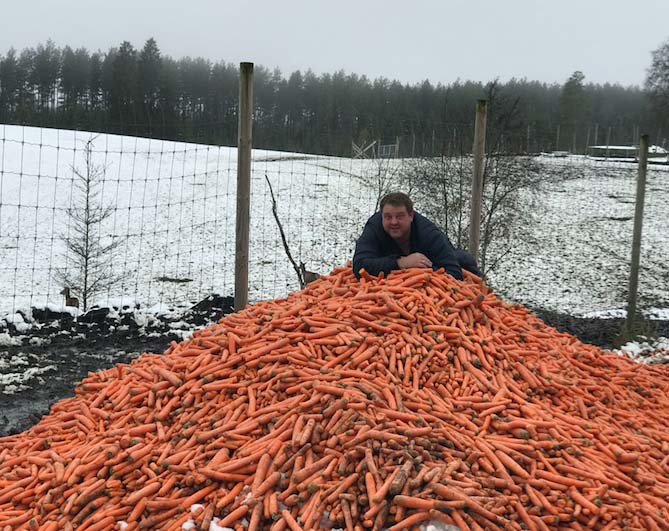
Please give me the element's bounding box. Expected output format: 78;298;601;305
380;192;414;242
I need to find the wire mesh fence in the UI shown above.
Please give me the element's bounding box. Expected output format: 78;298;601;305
0;123;667;321
483;154;669;318
0;124;382;315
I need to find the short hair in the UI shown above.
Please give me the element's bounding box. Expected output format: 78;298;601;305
380;192;413;213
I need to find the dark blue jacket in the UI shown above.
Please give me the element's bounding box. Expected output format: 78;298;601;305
352;211;463;280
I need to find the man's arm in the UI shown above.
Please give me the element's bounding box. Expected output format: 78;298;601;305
420;219;463;280
352;222;399;278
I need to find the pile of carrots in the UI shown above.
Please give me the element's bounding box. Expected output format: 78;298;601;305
2;265;669;531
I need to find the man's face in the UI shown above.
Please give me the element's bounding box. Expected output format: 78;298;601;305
381;204;413;241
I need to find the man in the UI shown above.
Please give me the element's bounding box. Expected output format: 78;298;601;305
352;192;480;280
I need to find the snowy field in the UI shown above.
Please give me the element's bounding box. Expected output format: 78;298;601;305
0;124;667;325
491;154;669;316
0;125;379;317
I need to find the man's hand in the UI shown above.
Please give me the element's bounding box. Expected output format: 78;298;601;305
397;253;432;269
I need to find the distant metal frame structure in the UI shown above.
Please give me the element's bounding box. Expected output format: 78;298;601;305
351;140;377;159
377;137;400;159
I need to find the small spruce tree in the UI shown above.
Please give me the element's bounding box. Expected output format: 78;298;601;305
57;137;122;311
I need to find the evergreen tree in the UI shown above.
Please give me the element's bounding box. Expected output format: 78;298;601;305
100;47;117;124
208;60;238;145
32;40;61;118
177;57;211;139
0;38;662;155
0;49;20;120
89;52;103;112
110;41;138;132
139;38;161;134
60;46;90;125
559;71;590;151
16;48;35;122
157;56;180;139
58;137;123;311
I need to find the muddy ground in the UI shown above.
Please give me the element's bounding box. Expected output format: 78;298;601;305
1;304;667;438
0;295;233;437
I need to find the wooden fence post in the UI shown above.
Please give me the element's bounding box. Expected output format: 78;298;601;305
625;134;649;335
235;62;253;311
469;99;487;261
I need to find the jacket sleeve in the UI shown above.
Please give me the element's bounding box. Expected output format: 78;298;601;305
423;223;463;280
352;222;399;278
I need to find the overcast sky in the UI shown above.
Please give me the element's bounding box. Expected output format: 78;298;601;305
2;0;668;87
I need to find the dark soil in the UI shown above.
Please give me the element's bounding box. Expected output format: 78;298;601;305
1;301;667;438
0;294;233;437
531;309;669;350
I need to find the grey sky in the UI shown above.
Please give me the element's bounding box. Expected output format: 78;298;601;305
2;0;668;87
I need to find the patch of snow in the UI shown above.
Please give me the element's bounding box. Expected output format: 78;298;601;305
581;307;669;320
208;518;234;531
32;302;79;316
581;308;627;319
4;313;31;333
2;383;28;393
0;353;30;368
0;364;57;391
0;333;21;346
130;311;150;327
170;328;195;340
147;303;177;316
616;337;669;364
103;296;141;311
181;515;233;531
645;308;669;320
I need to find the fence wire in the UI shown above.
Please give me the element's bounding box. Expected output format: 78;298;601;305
0;124;667;322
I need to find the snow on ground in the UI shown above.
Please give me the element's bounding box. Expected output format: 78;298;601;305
616;336;669;364
582;307;669;320
0;125;377;318
0;350;55;392
485;154;669;317
0;332;21;346
0;125;667;323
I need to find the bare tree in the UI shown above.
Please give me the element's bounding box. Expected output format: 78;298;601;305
364;157;405;211
403;82;547;277
57;137;122;311
403;155;470;250
265;175;319;289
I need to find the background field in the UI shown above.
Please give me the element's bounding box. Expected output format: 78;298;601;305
1;125;667;319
